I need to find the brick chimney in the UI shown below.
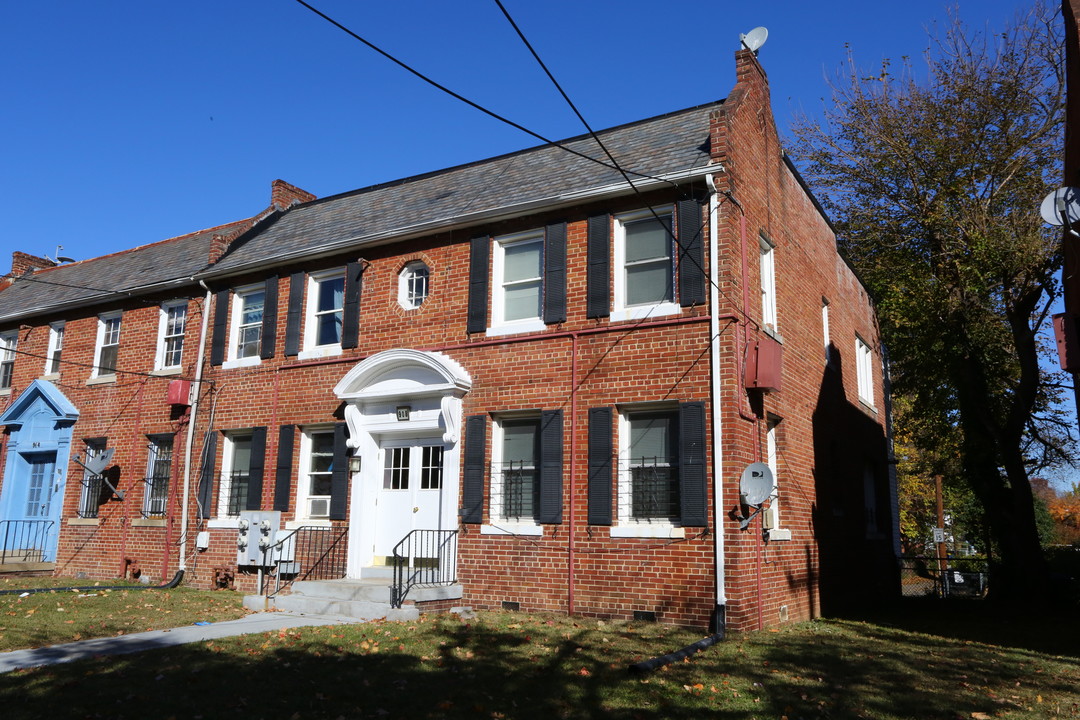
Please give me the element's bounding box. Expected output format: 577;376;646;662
272;179;316;210
2;251;57;289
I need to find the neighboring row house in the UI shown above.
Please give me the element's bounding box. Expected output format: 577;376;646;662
0;49;897;630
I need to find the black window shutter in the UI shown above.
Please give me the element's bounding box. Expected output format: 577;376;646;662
679;401;708;526
260;276;279;359
538;409;563;524
209;289;230;366
587;407;613;525
467;235;490;334
246;426;268;511
677;199;706;307
273;425;295;512
543;221;567;325
342;262;363;350
197;431;218;518
586;214;610;318
461;414;487;523
284;272;305;357
329;422;349;520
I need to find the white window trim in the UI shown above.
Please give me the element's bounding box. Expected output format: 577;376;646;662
142;435;174;518
299;268;345;361
217;431;252;519
856;336;875;407
397;261;430;310
0;331;17;392
488;230;546;337
43;322;64;377
821;299;832;367
762;417;791;540
482;415;543;535
611;208;681;323
224;284;264;368
295;426;334;521
154;300;187;371
92;312;122;379
614;403;684;538
760;236;777;333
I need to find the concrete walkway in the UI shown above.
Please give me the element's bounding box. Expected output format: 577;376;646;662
0;611;359;674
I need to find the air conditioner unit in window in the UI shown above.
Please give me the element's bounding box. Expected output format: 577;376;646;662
307;497;330;518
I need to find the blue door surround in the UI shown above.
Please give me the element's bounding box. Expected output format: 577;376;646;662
0;380;79;562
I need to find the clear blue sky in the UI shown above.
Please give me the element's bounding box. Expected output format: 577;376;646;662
0;0;1043;264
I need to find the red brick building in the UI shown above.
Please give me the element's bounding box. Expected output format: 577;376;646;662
0;50;895;630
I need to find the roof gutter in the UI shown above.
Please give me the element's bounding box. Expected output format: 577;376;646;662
197;165;721;281
0;276;205;326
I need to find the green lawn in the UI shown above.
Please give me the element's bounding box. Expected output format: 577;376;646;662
0;597;1077;720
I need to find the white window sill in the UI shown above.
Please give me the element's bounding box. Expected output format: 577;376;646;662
150;367;183;377
610;302;681;324
485;318;547;337
610;524;685;539
86;374;117;386
481;523;543;536
763;326;784;344
767;528;792;541
858;398;877;413
284;519;332;530
67;517;101;526
40;373;60;382
223;356;261;370
0;388;10;397
298;346;343;361
132;518;167;528
207;518;240;529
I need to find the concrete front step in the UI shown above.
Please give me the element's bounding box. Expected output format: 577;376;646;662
243;578;463;623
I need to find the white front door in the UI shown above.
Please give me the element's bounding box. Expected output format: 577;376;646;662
373;439;446;562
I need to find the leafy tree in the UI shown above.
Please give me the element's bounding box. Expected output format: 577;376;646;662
791;2;1071;597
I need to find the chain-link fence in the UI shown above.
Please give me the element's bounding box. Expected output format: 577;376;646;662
899;556;989;598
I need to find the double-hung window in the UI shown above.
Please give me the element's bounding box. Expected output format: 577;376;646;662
93;312;122;378
612;209;679;321
219;432;253;517
0;331;16;391
760;236;777;332
77;439;107;518
299;429;335;519
156;302;187;371
45;323;64;376
621;410;680;523
856;336;875;407
143;435;174;517
301;270;345;358
229;286;265;364
491;231;544;334
491;417;541;525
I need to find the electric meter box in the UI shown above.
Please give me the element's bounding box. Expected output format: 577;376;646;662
235;510;281;566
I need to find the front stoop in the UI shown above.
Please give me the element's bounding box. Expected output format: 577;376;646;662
243;578;463;622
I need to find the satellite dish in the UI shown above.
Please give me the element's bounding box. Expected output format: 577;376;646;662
80;448;115;476
739;26;769;53
739;462;774;507
1040;187;1080;227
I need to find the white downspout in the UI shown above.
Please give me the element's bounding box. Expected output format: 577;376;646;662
179;281;213;570
706;172;727;610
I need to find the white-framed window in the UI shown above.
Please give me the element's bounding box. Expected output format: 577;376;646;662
77;439;107;518
856;336;875;406
93;312;122;378
155;301;187;370
489;416;541;525
612;208;679;321
142;435;174;518
490;230;544;334
0;331;16;391
863;464;881;538
218;432;253;518
760;236;777;331
44;323;64;376
297;428;335;520
821;299;832;366
617;407;680;526
301;269;345;358
764;416;781;527
398;261;430;310
227;285;264;365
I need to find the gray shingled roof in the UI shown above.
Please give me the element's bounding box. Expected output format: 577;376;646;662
206;101;722;276
0;221;249;324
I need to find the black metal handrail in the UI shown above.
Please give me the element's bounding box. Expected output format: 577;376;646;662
0;520;55;564
391;529;458;608
266;525;349;597
898;555;989;598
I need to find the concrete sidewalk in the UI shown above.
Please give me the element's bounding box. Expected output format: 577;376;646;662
0;611;359;674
